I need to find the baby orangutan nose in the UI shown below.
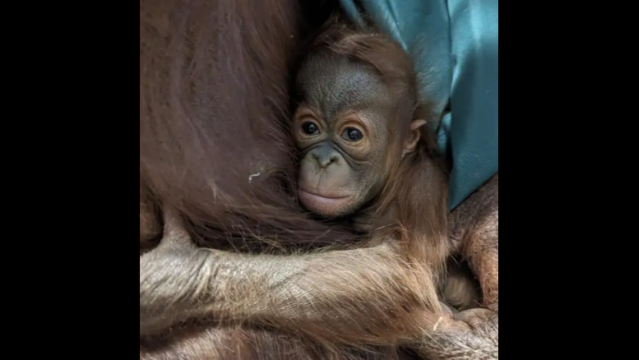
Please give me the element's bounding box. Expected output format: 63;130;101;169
311;146;340;168
297;144;356;218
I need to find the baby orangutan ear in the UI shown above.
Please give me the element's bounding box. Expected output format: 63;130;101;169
402;119;428;157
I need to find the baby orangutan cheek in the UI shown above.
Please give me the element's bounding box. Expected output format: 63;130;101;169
297;161;360;218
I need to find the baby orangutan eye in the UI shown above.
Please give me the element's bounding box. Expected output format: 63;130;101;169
301;122;320;135
342;128;363;142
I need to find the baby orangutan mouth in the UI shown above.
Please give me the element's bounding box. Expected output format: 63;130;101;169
298;188;353;216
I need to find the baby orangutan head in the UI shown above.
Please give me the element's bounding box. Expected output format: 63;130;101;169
292;33;426;219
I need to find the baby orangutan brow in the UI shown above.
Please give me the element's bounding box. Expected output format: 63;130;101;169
296;54;394;118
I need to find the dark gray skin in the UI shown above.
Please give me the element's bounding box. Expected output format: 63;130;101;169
294;53;424;219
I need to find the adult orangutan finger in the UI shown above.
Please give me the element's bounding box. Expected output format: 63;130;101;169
417;309;498;360
158;207;193;249
454;308;496;330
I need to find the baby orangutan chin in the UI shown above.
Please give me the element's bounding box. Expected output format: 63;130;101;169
140;25;497;360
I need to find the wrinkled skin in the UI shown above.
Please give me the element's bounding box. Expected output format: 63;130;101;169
293;51;421;218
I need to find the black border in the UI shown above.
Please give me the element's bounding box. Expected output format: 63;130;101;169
19;0;613;357
20;4;140;356
498;1;610;357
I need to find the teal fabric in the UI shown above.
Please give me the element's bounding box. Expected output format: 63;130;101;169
340;0;498;210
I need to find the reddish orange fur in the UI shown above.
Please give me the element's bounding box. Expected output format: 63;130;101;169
141;0;357;250
139;1;486;359
304;24;451;313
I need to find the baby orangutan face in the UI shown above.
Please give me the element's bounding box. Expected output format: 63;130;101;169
293;52;425;218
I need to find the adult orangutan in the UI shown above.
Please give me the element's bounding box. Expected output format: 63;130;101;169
140;1;497;359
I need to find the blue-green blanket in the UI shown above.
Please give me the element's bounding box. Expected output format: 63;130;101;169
340;0;498;210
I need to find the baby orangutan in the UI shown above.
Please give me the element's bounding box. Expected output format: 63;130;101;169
140;25;496;359
293;34;480;313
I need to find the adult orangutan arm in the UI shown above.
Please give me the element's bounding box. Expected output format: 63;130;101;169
414;174;499;360
139;171;499;350
450;173;498;310
416;308;498;360
140;210;461;345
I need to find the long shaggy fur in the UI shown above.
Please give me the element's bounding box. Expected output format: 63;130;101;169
141;0;355;250
303;23;451;312
140;1;452;359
